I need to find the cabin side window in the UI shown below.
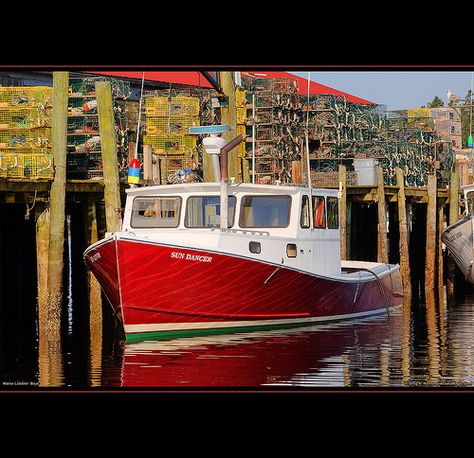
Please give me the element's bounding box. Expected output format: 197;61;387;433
130;196;182;228
185;196;236;228
313;196;326;229
300;195;326;229
240;195;291;228
327;196;339;229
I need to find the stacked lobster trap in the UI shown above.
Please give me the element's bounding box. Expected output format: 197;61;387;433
143;88;216;184
0;86;54;180
297;93;454;188
242;77;302;184
66;76;130;180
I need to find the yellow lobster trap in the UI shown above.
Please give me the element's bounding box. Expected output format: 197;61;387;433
146;115;200;136
23;154;54;179
0;106;49;129
0;128;51;148
143;134;197;155
145;96;200;117
0;87;53;108
158;153;196;184
0;152;54;179
0;152;25;178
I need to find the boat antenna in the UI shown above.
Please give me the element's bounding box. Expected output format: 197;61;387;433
134;72;145;161
252;93;256;184
470;72;473;142
305;72;313;228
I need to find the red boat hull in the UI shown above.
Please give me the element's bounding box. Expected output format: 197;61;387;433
84;237;404;342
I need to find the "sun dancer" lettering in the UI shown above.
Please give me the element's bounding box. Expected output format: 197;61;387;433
170;251;213;263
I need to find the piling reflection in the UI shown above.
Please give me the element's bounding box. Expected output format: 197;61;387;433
425;289;441;384
38;298;64;387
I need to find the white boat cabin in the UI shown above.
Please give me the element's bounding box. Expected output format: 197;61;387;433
120;182;342;277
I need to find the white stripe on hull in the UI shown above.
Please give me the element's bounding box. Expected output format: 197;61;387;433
125;305;402;335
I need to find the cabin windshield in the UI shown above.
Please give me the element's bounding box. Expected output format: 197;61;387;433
239;195;291;228
131;196;181;228
185;195;236;228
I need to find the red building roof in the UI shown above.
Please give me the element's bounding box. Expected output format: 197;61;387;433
88;70;374;105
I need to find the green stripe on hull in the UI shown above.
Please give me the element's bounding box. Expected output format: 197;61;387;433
125;321;313;343
125;311;387;343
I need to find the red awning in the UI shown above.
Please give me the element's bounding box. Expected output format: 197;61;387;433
88;71;214;88
86;70;374;105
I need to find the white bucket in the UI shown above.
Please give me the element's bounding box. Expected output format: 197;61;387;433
353;158;377;185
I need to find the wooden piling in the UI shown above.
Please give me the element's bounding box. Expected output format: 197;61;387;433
47;71;69;317
425;174;437;292
219;72;239;181
346;200;352;260
38;71;69;386
128;141;135;166
152;151;160;184
292;160;302;185
96;81;122;233
339;164;347;260
438;203;445;305
142;144;153;181
376;166;388;264
35;203;50;322
86;201;103;386
396;167;411;303
447;170;460;297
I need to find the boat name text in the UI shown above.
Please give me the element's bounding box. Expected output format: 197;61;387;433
171;251;213;263
90;252;101;263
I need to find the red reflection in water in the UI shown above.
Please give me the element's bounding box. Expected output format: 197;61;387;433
119;311;404;387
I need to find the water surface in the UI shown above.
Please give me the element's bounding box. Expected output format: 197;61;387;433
3;284;474;390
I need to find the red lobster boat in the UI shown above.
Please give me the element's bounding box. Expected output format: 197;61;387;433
84;128;403;343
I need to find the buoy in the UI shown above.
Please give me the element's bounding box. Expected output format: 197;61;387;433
83;99;97;113
128;158;141;185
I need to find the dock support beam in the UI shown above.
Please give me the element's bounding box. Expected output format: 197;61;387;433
396;167;411;303
39;71;68;387
339;164;347;260
47;71;69;321
292;160;302;185
425;174;437;293
438;203;445;305
96;81;122;232
447;170;460;298
376;166;388;264
219;72;239;181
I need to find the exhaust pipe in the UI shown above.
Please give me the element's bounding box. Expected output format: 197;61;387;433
218;134;243;230
219;134;244;182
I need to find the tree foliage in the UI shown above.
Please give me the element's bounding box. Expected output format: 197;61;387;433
427;96;444;108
